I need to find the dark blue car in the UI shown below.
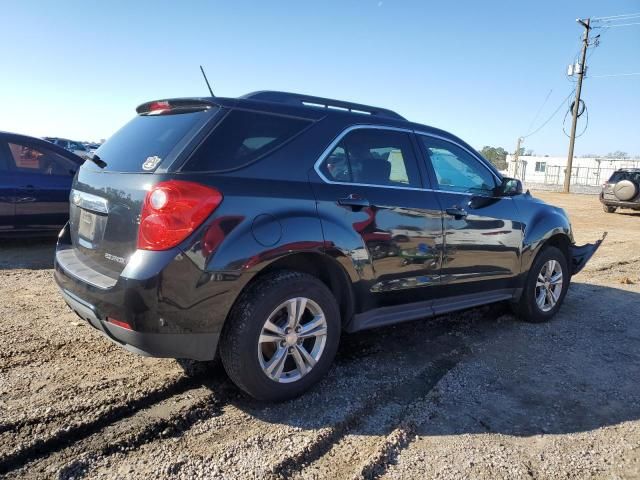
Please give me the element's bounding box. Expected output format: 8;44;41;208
0;132;83;235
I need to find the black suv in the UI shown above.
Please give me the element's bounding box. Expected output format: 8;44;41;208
54;92;603;401
600;168;640;213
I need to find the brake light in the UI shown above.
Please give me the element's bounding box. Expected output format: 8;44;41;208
138;180;223;251
148;101;171;114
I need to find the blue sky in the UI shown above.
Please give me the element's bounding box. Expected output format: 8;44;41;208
0;0;638;156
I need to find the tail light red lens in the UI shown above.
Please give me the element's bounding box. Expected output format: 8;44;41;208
138;180;223;251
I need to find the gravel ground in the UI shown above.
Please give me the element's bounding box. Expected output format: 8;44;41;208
1;192;639;479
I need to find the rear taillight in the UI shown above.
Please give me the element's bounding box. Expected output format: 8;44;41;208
138;180;223;251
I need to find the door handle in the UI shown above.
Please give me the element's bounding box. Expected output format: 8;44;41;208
445;207;468;219
338;195;370;209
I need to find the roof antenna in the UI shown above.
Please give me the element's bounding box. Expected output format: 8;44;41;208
199;65;215;97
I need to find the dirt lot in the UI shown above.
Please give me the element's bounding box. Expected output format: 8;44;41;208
1;192;639;480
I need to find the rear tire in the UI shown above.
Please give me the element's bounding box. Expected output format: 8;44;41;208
220;270;340;401
603;205;617;213
514;246;569;323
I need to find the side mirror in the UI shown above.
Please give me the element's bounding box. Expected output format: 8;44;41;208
499;177;523;196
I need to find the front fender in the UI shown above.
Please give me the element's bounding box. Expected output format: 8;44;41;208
520;206;573;274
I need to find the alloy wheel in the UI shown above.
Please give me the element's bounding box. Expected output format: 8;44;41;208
535;259;564;312
258;297;328;383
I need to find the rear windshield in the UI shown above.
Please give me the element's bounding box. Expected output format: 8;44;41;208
93;109;214;172
609;170;640;183
182;109;311;172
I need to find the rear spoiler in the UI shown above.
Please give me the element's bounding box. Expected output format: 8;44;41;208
136;99;219;115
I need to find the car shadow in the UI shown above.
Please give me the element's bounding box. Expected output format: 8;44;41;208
0;237;57;270
220;282;640;442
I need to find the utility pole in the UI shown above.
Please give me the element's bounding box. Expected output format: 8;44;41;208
564;17;590;193
513;136;523;178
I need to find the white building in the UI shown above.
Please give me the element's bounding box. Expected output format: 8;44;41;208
506;155;640;187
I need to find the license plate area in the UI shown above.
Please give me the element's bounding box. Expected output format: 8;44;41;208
78;209;98;241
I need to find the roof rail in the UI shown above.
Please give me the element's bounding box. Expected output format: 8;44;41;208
242;91;406;120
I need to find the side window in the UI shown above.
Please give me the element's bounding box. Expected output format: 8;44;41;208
320;129;421;187
184;110;311;171
7;142;76;176
419;136;497;194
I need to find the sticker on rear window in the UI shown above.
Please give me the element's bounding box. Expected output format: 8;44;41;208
142;156;162;171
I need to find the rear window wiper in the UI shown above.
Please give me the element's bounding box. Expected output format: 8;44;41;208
88;154;107;168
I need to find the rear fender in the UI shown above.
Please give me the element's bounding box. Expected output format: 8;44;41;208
313;209;376;285
174;195;330;334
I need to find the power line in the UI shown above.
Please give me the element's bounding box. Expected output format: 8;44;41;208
592;12;640;21
563;100;588;139
522;89;575;138
526;89;553;133
589;72;640;78
599;21;640;28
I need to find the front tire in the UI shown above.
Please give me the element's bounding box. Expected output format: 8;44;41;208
220;270;340;401
514;246;569;323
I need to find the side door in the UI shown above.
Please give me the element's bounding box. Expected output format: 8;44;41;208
312;126;444;310
417;134;523;295
0;141;16;232
6;140;78;231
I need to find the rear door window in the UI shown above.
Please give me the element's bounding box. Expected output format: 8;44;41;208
7;142;77;176
93;109;215;172
183;110;311;172
319;128;421;188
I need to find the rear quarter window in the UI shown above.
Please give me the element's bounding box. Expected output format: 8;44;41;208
183;110;312;172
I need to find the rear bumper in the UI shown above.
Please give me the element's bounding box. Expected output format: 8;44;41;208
53;221;239;361
60;288;217;360
599;194;640;209
570;232;607;275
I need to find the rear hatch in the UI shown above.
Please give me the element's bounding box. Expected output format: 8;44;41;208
66;100;219;281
